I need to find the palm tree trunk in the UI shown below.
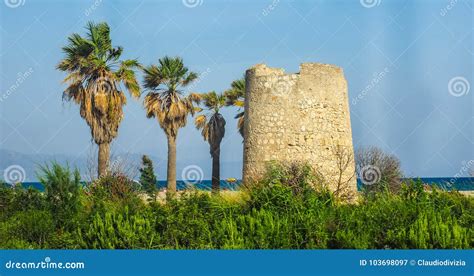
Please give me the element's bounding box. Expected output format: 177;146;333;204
211;144;220;194
167;135;177;193
98;142;110;177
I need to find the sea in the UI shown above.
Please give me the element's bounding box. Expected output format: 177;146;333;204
16;177;474;191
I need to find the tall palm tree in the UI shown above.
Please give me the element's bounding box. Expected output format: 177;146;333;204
224;78;245;137
194;92;226;193
57;22;140;177
142;56;199;193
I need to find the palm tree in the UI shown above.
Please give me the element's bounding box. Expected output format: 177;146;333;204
142;56;199;193
224;77;245;137
57;22;140;177
194;92;226;193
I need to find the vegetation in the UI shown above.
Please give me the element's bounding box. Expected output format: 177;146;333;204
57;22;141;177
224;77;246;137
0;163;471;249
139;155;157;202
142;56;200;193
356;146;403;193
38;163;82;230
194;91;226;193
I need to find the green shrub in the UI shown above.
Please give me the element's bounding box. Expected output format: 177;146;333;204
87;173;143;214
3;210;54;247
0;185;47;221
154;191;214;249
77;207;155;249
0;183;15;219
38;163;82;230
47;231;81;249
139;155;157;202
384;209;470;249
1;162;472;249
0;238;35;249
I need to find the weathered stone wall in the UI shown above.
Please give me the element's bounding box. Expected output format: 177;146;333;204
242;63;356;194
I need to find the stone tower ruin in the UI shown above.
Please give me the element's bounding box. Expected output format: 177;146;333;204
242;63;357;194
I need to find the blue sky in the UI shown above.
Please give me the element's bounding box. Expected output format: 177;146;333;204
0;0;472;179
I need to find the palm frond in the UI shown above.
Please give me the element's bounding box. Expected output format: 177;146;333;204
193;91;227;146
116;59;141;98
224;77;245;107
141;56;198;138
182;72;198;86
57;21;140;144
223;77;246;138
195;114;207;130
187;92;202;104
237;115;244;137
234;111;244;119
